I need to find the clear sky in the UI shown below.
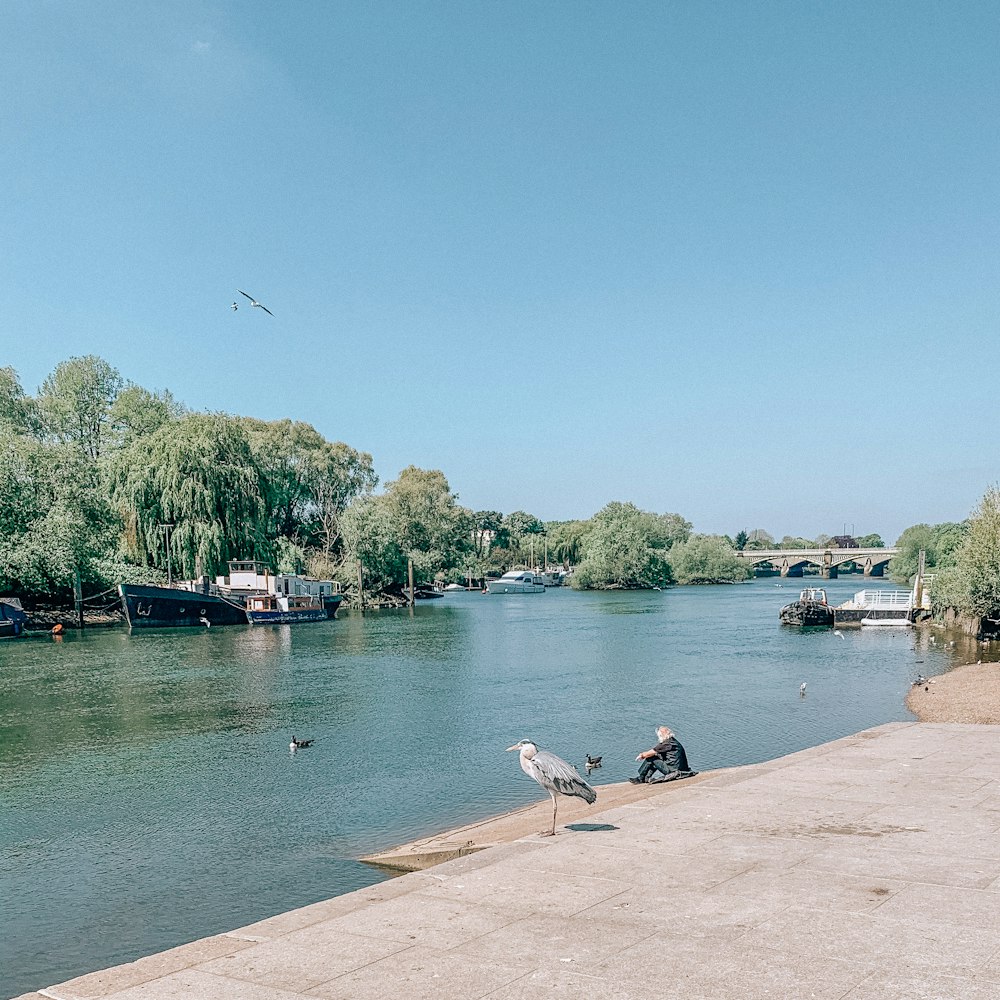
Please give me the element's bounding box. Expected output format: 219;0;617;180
2;1;997;544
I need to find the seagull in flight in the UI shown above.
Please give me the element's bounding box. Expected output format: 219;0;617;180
238;289;274;316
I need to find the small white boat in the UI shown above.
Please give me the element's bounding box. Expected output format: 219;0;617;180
486;571;545;594
443;583;466;592
860;615;913;627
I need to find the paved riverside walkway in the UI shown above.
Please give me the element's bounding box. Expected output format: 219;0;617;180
20;722;1000;1000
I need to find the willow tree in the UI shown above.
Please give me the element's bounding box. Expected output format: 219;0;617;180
112;413;269;578
241;417;376;561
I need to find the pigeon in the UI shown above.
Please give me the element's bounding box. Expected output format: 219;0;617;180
238;289;274;316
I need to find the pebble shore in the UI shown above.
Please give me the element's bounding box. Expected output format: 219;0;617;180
906;657;1000;724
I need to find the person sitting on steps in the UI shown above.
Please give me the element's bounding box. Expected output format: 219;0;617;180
630;725;697;784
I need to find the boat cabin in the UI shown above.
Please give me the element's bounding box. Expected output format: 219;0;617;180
246;594;321;614
799;588;828;604
212;560;340;598
217;560;272;592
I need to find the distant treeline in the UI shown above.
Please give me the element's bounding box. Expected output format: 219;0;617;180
2;357;997;613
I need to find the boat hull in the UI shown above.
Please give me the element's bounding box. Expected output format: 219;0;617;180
779;601;834;627
486;581;545;594
248;607;327;624
119;584;249;629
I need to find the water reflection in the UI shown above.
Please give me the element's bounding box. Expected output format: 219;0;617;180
1;581;996;999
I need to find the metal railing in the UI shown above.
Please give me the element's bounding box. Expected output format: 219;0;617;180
846;590;913;609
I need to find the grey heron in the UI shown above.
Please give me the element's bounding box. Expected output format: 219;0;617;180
238;289;274;316
506;739;597;836
290;736;314;751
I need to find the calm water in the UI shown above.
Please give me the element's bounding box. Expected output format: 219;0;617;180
0;579;979;997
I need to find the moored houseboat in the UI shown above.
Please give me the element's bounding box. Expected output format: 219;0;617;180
779;587;834;627
118;584;249;629
119;560;343;629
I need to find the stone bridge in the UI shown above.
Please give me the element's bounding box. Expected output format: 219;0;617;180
734;547;898;579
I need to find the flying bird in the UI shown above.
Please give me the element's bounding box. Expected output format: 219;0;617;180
238;289;274;316
506;739;597;837
290;736;314;751
231;301;238;311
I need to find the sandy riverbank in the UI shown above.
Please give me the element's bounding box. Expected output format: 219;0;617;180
906;658;1000;724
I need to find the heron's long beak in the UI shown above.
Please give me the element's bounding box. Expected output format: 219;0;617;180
505;744;521;752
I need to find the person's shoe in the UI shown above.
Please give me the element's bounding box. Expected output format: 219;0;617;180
628;777;643;784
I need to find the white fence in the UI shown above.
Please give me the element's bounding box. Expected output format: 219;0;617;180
842;590;913;610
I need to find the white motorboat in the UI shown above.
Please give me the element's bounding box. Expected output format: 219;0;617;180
486;571;545;594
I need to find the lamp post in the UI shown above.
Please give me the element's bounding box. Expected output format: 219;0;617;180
158;523;174;586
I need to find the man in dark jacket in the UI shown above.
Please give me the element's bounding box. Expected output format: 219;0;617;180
630;726;697;784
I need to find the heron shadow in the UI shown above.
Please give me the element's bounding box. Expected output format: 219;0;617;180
564;823;619;833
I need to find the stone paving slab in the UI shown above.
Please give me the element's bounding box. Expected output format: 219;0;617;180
22;722;1000;1000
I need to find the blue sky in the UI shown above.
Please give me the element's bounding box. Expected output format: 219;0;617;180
2;1;997;543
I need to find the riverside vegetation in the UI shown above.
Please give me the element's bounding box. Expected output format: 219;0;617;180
2;357;999;616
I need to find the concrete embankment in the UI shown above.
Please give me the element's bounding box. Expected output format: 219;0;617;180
360;772;715;871
20;721;1000;1000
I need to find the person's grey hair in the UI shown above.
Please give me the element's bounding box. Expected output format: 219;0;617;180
657;726;672;739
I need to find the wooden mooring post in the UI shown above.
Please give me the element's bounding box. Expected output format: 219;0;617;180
408;558;415;608
73;569;84;630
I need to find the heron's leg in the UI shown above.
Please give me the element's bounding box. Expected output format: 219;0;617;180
539;792;558;837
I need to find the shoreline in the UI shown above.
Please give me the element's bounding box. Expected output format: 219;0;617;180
906;657;1000;723
21;720;1000;1000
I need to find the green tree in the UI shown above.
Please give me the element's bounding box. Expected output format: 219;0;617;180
37;355;124;460
0;367;38;435
111;413;270;578
855;533;884;548
0;429;116;596
343;467;471;590
891;522;966;584
744;529;775;550
778;536;814;549
572;502;679;589
931;488;1000;619
671;534;753;584
546;519;590;567
733;529;748;551
111;386;184;446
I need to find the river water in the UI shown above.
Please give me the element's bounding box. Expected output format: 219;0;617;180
0;578;979;997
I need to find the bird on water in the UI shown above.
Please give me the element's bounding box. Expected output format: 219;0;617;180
237;289;274;316
800;682;807;696
506;739;597;837
290;736;314;751
585;753;603;773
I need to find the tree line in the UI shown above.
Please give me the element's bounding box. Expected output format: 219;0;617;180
8;355;995;612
